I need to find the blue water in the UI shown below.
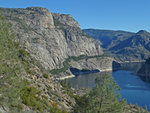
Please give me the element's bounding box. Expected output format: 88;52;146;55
67;69;150;110
113;70;150;110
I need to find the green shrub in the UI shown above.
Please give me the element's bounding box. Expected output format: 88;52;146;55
18;49;29;61
21;86;51;112
21;86;38;106
73;74;127;113
43;73;49;79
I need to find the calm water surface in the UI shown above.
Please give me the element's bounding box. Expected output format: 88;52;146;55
67;63;150;110
113;70;150;110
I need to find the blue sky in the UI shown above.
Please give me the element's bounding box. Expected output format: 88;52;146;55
0;0;150;32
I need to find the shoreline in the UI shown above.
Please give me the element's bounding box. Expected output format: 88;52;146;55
56;61;145;80
56;68;113;80
100;68;112;72
56;75;75;80
116;60;145;63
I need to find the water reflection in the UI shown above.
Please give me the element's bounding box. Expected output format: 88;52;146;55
67;62;150;110
67;72;111;88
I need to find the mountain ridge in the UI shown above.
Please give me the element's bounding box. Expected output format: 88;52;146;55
83;28;150;61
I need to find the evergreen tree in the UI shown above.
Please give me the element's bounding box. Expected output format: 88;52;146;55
73;74;126;113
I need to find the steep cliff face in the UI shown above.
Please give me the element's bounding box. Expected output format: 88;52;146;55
137;58;150;81
70;57;113;72
0;7;103;71
138;64;150;79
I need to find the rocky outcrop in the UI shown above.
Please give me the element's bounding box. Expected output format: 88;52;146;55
1;7;55;29
0;7;103;71
70;57;113;72
52;13;80;28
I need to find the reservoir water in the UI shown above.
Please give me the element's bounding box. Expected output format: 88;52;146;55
67;62;150;110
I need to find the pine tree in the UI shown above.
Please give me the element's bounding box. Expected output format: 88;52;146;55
73;74;126;113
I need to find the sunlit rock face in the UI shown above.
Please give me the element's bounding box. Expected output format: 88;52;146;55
0;7;104;70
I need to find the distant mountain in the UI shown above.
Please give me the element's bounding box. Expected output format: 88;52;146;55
83;29;150;61
111;30;150;50
110;30;150;60
83;29;135;48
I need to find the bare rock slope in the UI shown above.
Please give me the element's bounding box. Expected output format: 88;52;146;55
0;7;106;72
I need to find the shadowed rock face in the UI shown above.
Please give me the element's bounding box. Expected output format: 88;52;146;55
138;64;150;76
0;7;104;70
137;59;150;81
